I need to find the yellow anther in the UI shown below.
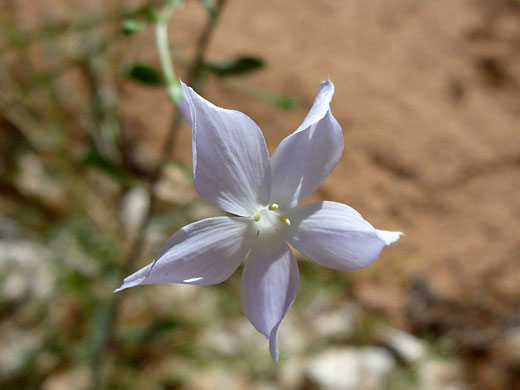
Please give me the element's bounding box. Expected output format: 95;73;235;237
269;203;279;211
253;212;261;222
278;216;291;227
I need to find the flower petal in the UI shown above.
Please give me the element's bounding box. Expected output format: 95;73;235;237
115;217;256;292
181;82;271;217
241;235;299;361
281;201;402;271
178;98;192;126
270;79;343;209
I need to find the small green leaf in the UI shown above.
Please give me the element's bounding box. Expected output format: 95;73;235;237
198;0;217;16
121;18;146;35
268;95;299;109
118;318;184;343
124;62;162;85
223;79;300;110
204;56;265;76
82;149;132;187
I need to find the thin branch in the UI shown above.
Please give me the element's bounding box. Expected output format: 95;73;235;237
186;0;229;87
89;1;230;388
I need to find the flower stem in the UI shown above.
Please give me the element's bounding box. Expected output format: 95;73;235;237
89;1;230;388
155;0;184;105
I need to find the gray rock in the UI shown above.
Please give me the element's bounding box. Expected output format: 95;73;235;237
153;162;197;206
419;360;466;390
306;346;395;390
503;326;520;366
0;240;55;301
15;152;65;206
313;303;360;339
358;347;396;390
0;326;44;376
120;186;150;241
307;348;360;390
381;327;426;364
200;326;241;356
41;365;92;390
279;359;305;390
187;367;245;390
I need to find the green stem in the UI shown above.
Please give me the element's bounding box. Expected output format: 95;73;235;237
155;0;184;105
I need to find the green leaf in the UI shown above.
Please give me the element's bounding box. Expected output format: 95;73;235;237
267;95;299;109
121;18;146;35
118;318;184;343
204;56;265;76
124;62;162;85
82;149;132;187
223;79;300;110
198;0;217;16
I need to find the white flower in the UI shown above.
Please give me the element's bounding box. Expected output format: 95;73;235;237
116;79;402;360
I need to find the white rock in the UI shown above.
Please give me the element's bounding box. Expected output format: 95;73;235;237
278;312;308;354
503;327;520;365
0;241;55;301
358;347;396;390
120;186;150;240
154;162;197;205
0;327;43;375
232;317;269;351
313;303;360;339
251;382;280;390
419;360;465;390
306;348;361;390
15;152;64;204
306;346;396;390
381;327;426;364
41;365;92;390
200;326;241;356
188;368;245;390
279;359;305;390
50;232;98;275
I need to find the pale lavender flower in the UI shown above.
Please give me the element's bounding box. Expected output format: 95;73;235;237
116;79;402;360
177;98;192;126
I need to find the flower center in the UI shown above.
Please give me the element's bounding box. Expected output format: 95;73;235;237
252;203;291;235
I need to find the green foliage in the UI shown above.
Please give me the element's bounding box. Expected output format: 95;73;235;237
124;62;163;86
121;18;147;36
118;318;185;344
204;56;265;76
224;78;300;110
120;2;156;34
82;149;133;188
267;94;299;109
198;0;217;17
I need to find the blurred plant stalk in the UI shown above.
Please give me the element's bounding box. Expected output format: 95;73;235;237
89;1;229;388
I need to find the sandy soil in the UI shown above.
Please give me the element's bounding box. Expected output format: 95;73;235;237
156;0;520;322
5;0;520;387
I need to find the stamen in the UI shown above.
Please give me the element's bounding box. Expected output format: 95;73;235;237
253;212;261;222
269;203;279;211
278;216;291;227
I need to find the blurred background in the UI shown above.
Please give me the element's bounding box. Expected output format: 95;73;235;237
1;0;519;389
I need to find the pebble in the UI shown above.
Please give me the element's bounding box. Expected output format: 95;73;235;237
120;186;150;240
0;240;54;301
313;303;360;339
419;360;465;390
503;326;520;366
306;346;395;390
381;327;426;364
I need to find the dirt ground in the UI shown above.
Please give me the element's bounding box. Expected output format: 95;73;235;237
162;1;520;384
153;0;520;319
4;0;520;387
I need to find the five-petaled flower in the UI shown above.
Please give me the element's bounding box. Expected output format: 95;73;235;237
116;79;402;360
